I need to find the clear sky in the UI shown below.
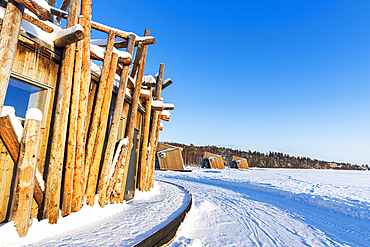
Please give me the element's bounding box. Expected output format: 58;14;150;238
91;1;370;165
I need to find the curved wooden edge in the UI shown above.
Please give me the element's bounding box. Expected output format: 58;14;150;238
134;180;193;247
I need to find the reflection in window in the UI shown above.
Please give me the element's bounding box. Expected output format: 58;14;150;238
4;77;47;120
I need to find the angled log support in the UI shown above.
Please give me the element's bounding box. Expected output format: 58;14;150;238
85;52;119;206
97;34;136;207
0;115;43;207
10;110;42;237
119;29;151;203
162;78;172;90
83;30;116;196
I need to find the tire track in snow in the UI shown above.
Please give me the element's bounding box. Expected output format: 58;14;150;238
159;173;370;247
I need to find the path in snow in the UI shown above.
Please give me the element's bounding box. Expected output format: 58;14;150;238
0;181;190;247
156;169;370;247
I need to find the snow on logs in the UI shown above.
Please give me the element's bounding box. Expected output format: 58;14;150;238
13;0;51;21
54;24;84;48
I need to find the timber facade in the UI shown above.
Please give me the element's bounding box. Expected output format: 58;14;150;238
0;0;174;237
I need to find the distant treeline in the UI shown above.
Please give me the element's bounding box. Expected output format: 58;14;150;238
163;142;367;170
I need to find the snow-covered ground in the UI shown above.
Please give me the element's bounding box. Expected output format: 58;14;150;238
1;167;369;246
156;167;370;247
0;181;190;246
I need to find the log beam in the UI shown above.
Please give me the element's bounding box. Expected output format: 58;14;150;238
162;78;172;90
13;0;51;21
54;24;85;48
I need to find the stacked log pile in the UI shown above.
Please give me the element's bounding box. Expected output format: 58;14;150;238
0;0;175;237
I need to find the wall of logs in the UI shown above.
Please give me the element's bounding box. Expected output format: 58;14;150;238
0;0;175;237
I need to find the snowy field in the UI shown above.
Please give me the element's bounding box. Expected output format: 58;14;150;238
1;167;369;246
156;167;370;247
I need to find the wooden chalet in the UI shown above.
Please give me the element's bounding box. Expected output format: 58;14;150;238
200;151;224;169
155;142;185;171
0;0;175;237
229;156;249;169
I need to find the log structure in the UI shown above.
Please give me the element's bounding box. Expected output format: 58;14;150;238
0;0;176;238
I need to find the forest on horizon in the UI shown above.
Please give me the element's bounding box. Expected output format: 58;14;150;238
163;142;367;170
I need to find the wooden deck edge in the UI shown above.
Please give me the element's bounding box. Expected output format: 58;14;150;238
134;180;193;247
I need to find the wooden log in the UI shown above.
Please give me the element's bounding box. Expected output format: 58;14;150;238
54;24;85;48
149;117;162;188
0;115;20;162
91;36;155;49
127;43;145;90
47;0;56;6
146;63;165;191
61;23;83;217
83;30;116;196
109;141;129;203
119;29;151;203
163;103;175;110
142;75;156;87
56;0;68;22
43;0;79;224
91;21;128;39
10;111;42;237
0;0;24;115
13;0;51;21
161;111;170;121
72;0;91;213
0;0;55;33
97;34;136;207
23;11;53;33
0;115;44;208
138;87;153;191
85;52;119;206
162;78;172;90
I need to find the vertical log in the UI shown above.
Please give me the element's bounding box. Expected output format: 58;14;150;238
72;0;92;212
0;0;24;115
149;117;162;188
138;88;153;191
85;52;119;206
145;63;164;191
97;35;136;207
83;30;116;196
10;109;42;237
62;17;84;217
119;29;150;203
43;0;80;224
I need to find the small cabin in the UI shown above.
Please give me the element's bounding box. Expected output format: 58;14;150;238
155;143;185;170
229;156;249;169
200;151;224;169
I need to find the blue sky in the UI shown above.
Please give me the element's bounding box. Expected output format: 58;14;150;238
91;1;370;165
